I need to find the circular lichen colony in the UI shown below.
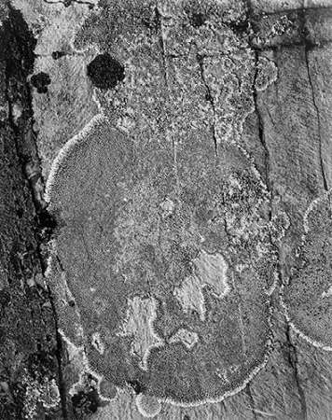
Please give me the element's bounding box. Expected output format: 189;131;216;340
283;190;332;349
48;0;279;409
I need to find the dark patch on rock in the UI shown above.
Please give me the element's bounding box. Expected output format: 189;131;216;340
27;349;58;381
30;71;51;94
51;51;66;60
72;389;99;418
87;53;125;89
0;4;66;419
190;12;206;28
0;290;11;308
127;379;146;394
140;6;160;33
36;208;58;243
229;17;250;36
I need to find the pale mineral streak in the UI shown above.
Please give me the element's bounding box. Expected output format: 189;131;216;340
169;328;199;349
117;295;164;371
174;250;230;321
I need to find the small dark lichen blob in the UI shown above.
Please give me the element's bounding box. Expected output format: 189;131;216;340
71;389;99;417
190;12;206;28
30;71;51;94
87;53;125;90
51;51;66;60
127;379;146;395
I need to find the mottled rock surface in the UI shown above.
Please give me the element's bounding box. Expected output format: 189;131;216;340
1;0;332;419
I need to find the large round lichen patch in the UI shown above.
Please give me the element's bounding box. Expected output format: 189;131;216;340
47;0;277;410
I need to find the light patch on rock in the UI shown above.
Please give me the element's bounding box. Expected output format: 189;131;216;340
173;274;206;321
91;332;105;355
322;286;332;299
169;328;199;350
174;250;229;321
255;56;278;92
117;295;163;370
193;250;230;298
160;197;175;218
12;102;22;123
136;393;162;418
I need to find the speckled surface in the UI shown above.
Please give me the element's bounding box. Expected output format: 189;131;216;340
2;0;332;419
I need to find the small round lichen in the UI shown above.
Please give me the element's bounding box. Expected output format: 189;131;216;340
136;393;162;418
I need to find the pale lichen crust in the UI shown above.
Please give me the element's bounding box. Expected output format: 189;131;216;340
282;189;332;351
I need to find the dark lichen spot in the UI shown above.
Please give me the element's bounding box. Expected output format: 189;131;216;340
30;71;51;94
183;415;191;420
190;12;206;28
87;53;125;90
229;18;250;36
51;51;66;60
0;290;11;307
72;389;99;417
127;379;146;395
16;208;24;218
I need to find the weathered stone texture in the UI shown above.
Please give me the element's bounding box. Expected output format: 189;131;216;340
2;0;332;419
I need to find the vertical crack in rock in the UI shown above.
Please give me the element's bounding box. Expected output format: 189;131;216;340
155;6;170;89
246;384;258;420
285;324;308;420
252;53;271;192
251;51;274;226
155;6;181;199
196;53;218;157
247;0;272;218
300;6;329;192
2;4;68;418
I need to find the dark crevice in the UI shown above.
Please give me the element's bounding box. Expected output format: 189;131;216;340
154;6;170;90
260;5;332;17
299;7;329;192
127;379;146;395
44;0;95;8
47;284;68;420
285;324;308;420
196;53;218;157
247;0;272;221
246;384;258;420
2;4;67;418
252;38;332;52
252;52;271;195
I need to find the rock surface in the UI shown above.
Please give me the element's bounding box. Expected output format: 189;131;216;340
1;0;332;419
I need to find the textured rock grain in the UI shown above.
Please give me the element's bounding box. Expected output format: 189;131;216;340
2;0;332;419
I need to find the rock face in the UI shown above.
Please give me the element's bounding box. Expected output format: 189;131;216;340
1;0;332;419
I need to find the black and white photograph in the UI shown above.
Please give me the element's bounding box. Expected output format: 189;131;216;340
1;0;332;418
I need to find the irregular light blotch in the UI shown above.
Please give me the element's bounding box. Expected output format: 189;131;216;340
193;250;229;298
136;393;162;418
173;275;206;321
117;296;163;370
174;251;229;321
91;332;105;355
169;328;199;350
255;56;278;92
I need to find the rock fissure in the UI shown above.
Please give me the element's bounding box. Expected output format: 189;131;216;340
246;384;258;420
285;324;308;420
2;5;67;418
303;44;329;192
196;53;218;157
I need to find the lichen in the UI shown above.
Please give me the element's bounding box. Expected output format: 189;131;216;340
46;0;281;410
